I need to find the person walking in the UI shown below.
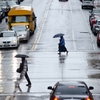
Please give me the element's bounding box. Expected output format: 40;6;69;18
58;36;68;55
21;57;31;87
17;57;32;87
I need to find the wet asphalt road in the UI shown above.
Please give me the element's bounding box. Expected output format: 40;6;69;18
1;0;100;100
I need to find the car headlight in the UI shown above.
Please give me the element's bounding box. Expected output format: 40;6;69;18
22;34;26;36
13;40;17;43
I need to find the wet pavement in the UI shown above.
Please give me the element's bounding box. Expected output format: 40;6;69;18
0;51;100;100
0;0;100;100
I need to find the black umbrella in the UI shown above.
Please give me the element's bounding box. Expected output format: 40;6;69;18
53;33;64;38
15;54;29;58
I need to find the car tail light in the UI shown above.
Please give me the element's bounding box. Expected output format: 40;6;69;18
91;20;96;26
86;97;91;100
53;97;59;100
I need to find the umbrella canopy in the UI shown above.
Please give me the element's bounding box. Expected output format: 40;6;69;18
15;54;29;58
53;33;64;38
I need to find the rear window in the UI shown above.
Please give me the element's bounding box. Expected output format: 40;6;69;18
11;16;29;23
55;84;88;95
97;21;100;25
11;26;27;31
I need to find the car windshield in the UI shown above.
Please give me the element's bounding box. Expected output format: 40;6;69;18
55;84;88;95
11;16;29;23
93;9;100;13
0;32;16;37
97;21;100;25
11;26;27;31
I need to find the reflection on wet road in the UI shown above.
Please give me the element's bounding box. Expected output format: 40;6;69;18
3;94;100;100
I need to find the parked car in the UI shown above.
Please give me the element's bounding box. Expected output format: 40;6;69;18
92;19;100;35
97;30;100;47
0;1;10;16
94;0;100;8
47;81;94;100
11;25;30;42
90;15;100;29
0;7;5;23
0;30;20;48
89;7;100;22
81;0;94;9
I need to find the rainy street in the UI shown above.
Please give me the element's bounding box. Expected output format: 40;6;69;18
0;0;100;100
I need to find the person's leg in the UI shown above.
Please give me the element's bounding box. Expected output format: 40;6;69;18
25;72;31;86
58;44;61;54
64;46;68;54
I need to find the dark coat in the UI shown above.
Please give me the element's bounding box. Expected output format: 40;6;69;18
58;36;67;52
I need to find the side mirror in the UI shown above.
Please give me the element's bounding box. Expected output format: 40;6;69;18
89;86;94;90
47;86;53;90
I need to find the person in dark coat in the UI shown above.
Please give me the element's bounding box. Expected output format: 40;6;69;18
58;36;68;54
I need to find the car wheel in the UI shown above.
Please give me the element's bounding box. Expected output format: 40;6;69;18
25;35;29;43
97;42;100;47
0;19;2;23
16;41;20;48
35;23;36;29
81;6;84;9
30;30;34;36
92;30;97;36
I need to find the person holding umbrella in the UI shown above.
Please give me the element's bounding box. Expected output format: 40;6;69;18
58;36;68;55
53;33;68;55
20;57;32;87
15;54;31;87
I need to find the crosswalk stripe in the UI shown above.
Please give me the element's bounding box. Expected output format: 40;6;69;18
5;96;11;100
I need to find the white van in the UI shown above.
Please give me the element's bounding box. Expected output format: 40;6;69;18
81;0;94;9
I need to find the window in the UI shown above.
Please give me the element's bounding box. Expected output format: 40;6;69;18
12;16;29;23
2;32;15;37
55;84;88;95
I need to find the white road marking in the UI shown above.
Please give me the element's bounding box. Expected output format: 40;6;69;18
5;96;11;100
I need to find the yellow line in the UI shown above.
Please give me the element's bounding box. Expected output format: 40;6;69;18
31;0;52;50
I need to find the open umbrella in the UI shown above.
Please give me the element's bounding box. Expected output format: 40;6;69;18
15;54;29;58
53;33;64;38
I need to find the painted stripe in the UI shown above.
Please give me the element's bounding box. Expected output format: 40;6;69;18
31;0;52;50
5;96;10;100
